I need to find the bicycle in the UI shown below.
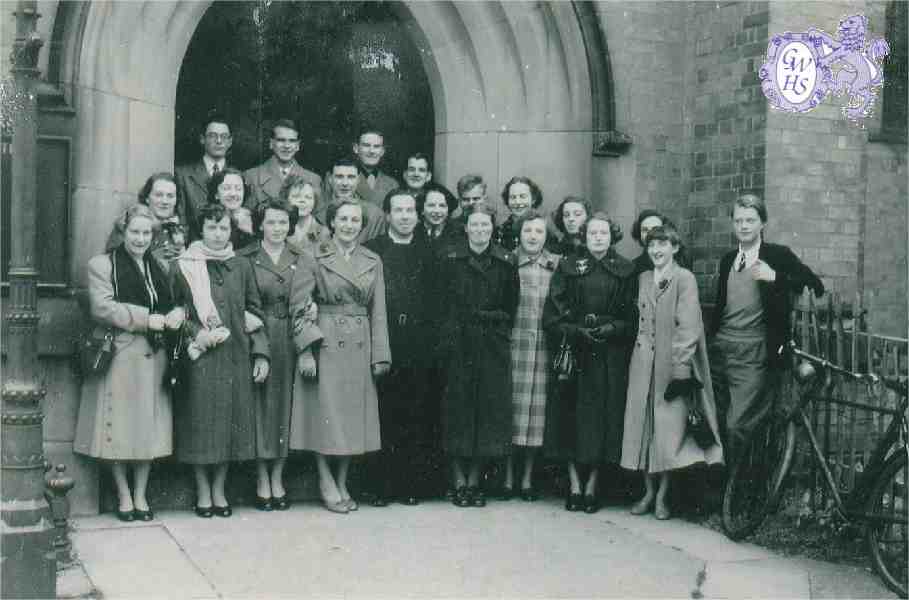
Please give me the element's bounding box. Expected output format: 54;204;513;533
722;340;908;597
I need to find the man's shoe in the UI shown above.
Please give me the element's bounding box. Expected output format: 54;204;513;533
565;493;583;512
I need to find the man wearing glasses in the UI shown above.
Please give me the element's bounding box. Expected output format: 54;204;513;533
175;114;234;226
245;118;322;209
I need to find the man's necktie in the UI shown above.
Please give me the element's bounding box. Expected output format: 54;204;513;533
211;162;220;176
737;253;746;272
281;167;290;179
367;173;376;190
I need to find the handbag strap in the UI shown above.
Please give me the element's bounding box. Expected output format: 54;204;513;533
109;251;119;301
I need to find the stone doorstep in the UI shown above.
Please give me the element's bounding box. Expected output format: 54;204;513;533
56;563;96;600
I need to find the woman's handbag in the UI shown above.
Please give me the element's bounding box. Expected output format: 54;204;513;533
552;333;577;380
77;253;118;377
684;394;716;450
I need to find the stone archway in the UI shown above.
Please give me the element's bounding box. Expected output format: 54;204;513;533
62;1;600;286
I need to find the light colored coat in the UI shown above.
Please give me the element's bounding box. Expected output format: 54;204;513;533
289;241;391;455
244;156;322;208
74;255;172;460
510;250;560;447
621;265;723;473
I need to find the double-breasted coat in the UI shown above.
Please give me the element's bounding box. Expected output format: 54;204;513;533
510;249;561;447
289;240;391;455
440;244;520;458
543;248;637;464
74;250;174;460
171;256;270;464
238;243;321;460
620;266;723;473
245;157;322;209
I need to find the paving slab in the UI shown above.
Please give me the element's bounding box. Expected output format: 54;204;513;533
67;497;898;599
72;523;218;598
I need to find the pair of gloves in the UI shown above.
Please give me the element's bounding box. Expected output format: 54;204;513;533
147;307;186;333
664;378;703;401
187;310;264;361
575;322;617;345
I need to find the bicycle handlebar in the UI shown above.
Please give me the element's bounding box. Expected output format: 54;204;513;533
779;341;907;397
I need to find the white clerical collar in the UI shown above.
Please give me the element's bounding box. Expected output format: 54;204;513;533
388;229;413;244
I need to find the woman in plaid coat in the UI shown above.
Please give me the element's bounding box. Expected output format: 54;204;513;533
502;210;560;501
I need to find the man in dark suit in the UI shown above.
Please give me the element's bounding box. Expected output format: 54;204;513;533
175;114;232;227
324;130;399;207
364;188;437;505
709;193;825;462
245;118;322;209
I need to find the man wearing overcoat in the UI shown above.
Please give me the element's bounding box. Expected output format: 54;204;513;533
175;114;233;227
245;118;322;209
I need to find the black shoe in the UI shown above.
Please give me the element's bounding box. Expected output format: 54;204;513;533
272;496;290;511
520;487;539;502
498;486;515;501
565;493;583;512
194;505;213;519
371;496;389;507
469;487;486;507
116;509;135;523
213;504;232;518
400;496;419;506
583;494;600;514
132;509;154;522
453;485;471;508
254;496;273;511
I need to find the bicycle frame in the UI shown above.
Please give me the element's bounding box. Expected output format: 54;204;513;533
783;343;908;525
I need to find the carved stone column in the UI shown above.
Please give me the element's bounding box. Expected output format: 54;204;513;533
1;2;56;598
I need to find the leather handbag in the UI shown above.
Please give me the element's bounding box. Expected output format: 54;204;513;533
552;333;577;381
684;394;716;450
77;253;118;377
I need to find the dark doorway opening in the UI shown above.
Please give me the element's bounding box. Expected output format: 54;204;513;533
175;0;435;177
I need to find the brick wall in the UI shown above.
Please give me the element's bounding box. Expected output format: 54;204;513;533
680;1;770;300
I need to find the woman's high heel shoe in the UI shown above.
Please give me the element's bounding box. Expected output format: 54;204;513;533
213;504;232;518
630;497;654;516
453;486;471;508
194;506;213;519
582;494;600;514
116;509;135;523
254;496;273;511
322;499;349;514
565;493;583;512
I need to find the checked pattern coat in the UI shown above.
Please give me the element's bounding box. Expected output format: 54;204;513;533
510;249;560;447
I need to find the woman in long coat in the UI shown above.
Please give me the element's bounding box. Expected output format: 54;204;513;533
289;200;391;514
238;198;321;511
621;224;723;520
440;204;519;508
543;212;637;514
75;204;184;521
171;204;270;518
502;210;560;501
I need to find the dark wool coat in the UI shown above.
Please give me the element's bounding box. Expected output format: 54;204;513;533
440;244;520;458
492;215;521;252
171;257;270;464
710;242;825;366
543;248;638;464
238;243;321;460
175;160;213;228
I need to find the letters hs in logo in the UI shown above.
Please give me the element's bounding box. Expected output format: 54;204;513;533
759;14;890;121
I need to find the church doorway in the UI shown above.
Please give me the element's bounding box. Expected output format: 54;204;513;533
175;0;435;177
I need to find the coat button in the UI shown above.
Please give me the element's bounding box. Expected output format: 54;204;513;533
339;341;345;348
356;317;362;324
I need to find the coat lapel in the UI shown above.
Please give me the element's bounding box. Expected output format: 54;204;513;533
653;262;678;303
188;161;209;194
318;242;365;290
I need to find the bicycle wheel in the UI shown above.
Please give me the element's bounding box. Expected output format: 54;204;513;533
865;451;908;598
722;413;797;540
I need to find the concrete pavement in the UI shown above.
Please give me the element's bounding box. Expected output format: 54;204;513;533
61;498;896;599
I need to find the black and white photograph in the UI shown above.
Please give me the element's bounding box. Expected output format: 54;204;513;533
1;1;906;598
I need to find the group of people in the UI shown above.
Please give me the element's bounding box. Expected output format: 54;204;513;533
74;115;825;524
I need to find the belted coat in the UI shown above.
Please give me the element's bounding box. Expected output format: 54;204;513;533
542;248;638;464
238;243;321;459
289;240;391;455
439;244;520;458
